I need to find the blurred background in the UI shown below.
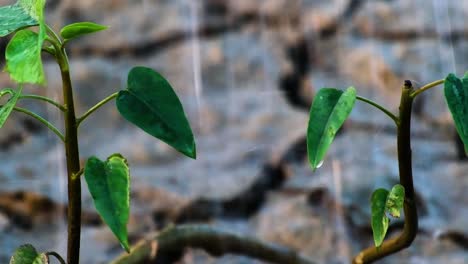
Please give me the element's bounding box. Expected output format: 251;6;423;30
1;0;468;263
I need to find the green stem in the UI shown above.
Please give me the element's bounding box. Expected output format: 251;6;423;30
353;81;418;264
76;92;118;127
42;46;56;56
45;252;66;264
46;25;62;44
13;106;65;142
62;39;70;48
19;94;67;112
410;79;445;98
356;96;399;125
72;168;84;180
52;33;82;264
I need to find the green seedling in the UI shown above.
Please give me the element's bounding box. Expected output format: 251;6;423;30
307;72;465;263
0;1;195;263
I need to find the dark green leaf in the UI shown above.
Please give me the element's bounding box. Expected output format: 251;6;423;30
60;21;108;40
116;66;196;158
307;87;356;170
444;73;468;154
0;86;22;128
6;29;45;85
385;184;405;218
371;188;390;248
84;154;130;252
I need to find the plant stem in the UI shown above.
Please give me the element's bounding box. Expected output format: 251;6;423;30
71;168;84;180
46;25;62;44
12;106;65;142
356;96;398;125
353;80;418;263
410;79;444;98
19;94;67;112
42;46;56;56
76;92;118;127
55;41;82;264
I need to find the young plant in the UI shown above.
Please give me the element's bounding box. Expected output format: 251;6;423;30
0;1;196;263
307;74;465;263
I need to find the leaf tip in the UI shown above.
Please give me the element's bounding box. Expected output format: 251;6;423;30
183;142;197;159
122;241;131;253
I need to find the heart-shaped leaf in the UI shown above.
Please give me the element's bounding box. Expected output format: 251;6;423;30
116;66;196;158
10;244;48;264
385;184;405;218
0;0;45;37
371;188;390;248
60;21;108;40
444;73;468;155
6;29;45;85
307;87;356;170
0;86;22;128
84;154;130;252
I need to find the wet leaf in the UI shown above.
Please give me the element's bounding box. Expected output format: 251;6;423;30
0;3;37;37
307;87;356;170
371;188;390;248
10;244;48;264
0;86;22;128
60;21;108;40
2;0;46;85
84;154;130;252
6;29;45;85
385;184;405;218
0;0;45;37
116;66;196;158
444;73;468;155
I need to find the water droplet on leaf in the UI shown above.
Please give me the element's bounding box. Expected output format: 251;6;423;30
316;160;324;169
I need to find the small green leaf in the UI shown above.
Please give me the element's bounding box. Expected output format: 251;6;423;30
307;87;356;170
6;29;45;85
385;184;405;218
116;66;196;158
84;154;130;252
371;188;390;248
0;86;22;128
444;73;468;155
60;21;108;40
10;244;48;264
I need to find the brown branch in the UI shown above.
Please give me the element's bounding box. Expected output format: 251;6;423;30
110;224;316;264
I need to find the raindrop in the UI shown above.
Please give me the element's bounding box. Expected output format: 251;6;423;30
316;160;324;169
